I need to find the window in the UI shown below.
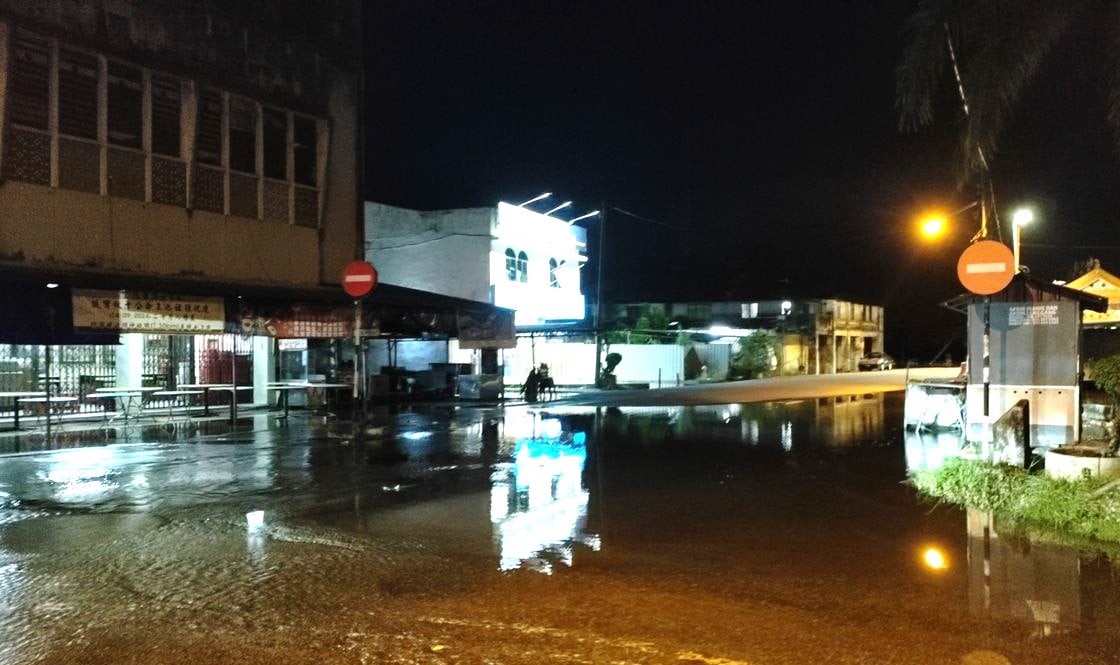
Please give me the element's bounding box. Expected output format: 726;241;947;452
549;258;560;288
9;33;49;129
781;301;793;316
228;97;256;173
505;249;517;281
58;49;98;139
517;251;528;283
197;88;223;165
293;115;316;185
151;74;181;157
687;303;710;319
263;108;287;179
107;61;142;148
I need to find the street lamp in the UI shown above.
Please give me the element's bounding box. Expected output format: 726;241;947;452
918;215;948;241
1012;208;1034;272
518;192;551;207
543;201;572;217
568;210;600;225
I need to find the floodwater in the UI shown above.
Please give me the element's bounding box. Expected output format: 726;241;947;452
0;395;1117;664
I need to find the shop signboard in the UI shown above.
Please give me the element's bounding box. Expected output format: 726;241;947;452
72;289;225;334
457;308;516;349
238;302;353;338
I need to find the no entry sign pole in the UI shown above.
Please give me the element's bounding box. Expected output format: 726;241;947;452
957;240;1015;446
341;261;378;416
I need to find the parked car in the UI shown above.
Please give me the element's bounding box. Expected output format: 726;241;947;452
858;352;894;371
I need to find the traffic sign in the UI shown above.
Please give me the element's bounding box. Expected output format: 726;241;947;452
341;260;378;298
957;240;1015;295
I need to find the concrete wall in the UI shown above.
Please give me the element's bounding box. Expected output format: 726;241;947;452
0;182;323;285
365;202;493;303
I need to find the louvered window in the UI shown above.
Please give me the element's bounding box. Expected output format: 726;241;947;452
263;108;287;180
107;61;142;149
9;33;49;130
293;115;316;186
197;88;222;166
228;97;256;174
151;74;181;157
58;49;98;139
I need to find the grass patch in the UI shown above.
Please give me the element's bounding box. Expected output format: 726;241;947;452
910;457;1120;548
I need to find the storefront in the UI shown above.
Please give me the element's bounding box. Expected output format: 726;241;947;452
0;273;515;420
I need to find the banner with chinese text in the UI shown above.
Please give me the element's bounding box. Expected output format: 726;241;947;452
238;301;354;338
72;290;226;334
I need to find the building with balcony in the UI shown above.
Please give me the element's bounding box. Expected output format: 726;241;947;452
0;1;511;414
605;298;885;375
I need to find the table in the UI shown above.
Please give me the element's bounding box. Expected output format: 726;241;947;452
267;383;309;420
179;384;253;423
87;391;145;427
150;390;204;427
305;382;351;419
20;396;79;437
0;391;47;431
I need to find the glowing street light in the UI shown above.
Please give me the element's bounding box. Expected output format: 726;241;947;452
518;192;551;207
1012;207;1034;272
543;201;572;217
568;210;600;225
919;215;948;240
922;547;948;571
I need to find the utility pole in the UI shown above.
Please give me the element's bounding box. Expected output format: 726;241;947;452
593;204;606;387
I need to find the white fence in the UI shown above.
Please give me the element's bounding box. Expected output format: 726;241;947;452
504;340;689;387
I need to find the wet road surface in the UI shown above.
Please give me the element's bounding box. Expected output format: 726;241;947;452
1;395;1118;664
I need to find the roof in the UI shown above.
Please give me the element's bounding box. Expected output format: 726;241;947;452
1065;265;1120;302
0;263;508;316
941;272;1109;315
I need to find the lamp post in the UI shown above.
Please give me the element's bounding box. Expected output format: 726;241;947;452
518;192;551;207
1011;208;1033;272
543;201;572;217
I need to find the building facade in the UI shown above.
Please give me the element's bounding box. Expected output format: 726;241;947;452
605;298;885;375
0;0;364;411
366;201;587;327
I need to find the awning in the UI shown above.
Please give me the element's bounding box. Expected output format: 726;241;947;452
0;265;515;346
941;273;1108;315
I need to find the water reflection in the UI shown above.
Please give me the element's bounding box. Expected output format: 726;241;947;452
555;393;886;452
490;415;598;573
963;509;1120;637
904;429;967;472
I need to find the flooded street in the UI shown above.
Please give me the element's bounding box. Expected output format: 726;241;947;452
1;395;1118;664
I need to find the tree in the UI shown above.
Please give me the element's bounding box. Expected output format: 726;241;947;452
896;2;1120;188
728;331;779;380
1089;355;1120;453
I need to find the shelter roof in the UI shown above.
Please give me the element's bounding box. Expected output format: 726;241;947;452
941;273;1109;315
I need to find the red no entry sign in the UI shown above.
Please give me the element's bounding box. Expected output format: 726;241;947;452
957;240;1014;295
341;260;378;298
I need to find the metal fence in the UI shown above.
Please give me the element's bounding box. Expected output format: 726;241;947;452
0;343;117;417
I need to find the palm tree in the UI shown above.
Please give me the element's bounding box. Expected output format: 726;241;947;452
895;1;1118;239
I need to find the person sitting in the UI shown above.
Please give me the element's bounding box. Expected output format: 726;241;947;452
520;367;540;403
538;363;556;400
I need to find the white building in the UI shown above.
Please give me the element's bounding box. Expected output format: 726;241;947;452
365;201;587;327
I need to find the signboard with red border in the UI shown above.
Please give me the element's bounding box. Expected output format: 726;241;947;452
957;240;1015;295
342;260;378;298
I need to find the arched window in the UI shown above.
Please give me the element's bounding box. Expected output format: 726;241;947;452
505;248;517;281
517;251;529;283
549;258;560;288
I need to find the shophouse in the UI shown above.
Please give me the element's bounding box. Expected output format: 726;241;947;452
0;1;510;418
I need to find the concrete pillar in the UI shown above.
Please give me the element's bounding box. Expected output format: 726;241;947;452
252;336;273;406
116;333;144;387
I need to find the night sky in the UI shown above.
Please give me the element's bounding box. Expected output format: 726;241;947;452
363;1;1120;361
